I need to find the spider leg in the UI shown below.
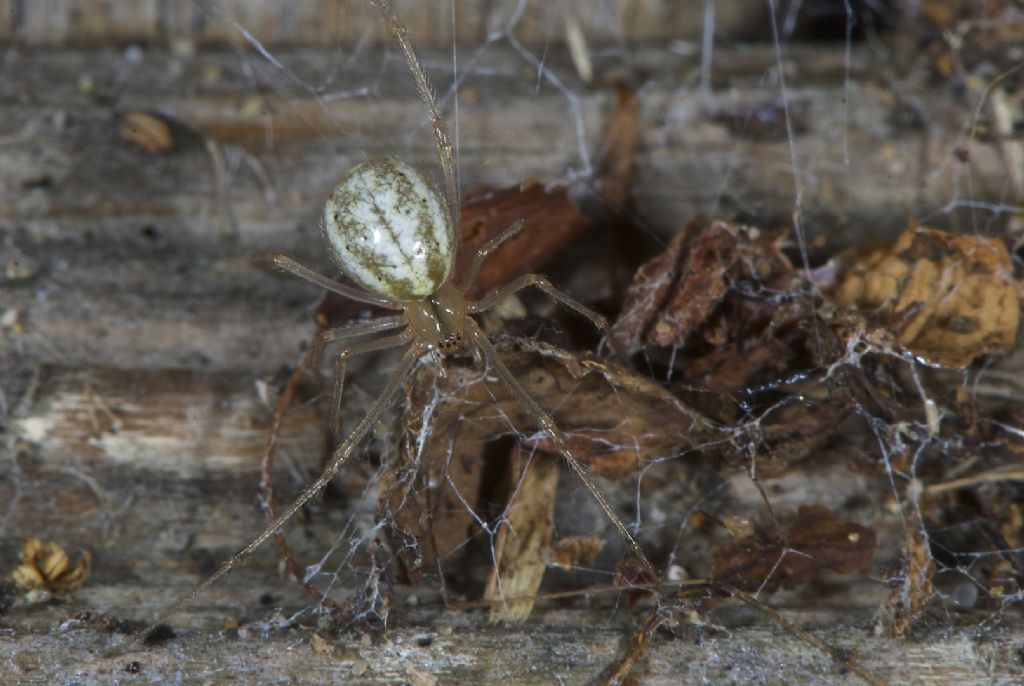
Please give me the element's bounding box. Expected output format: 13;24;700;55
372;0;458;226
310;316;408;397
459;219;526;294
267;252;403;310
466;319;654;576
116;341;428;654
325;331;414;441
468;273;631;363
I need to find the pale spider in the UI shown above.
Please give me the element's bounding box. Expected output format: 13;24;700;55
124;0;652;648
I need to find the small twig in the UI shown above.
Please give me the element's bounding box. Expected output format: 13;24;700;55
923;466;1024;496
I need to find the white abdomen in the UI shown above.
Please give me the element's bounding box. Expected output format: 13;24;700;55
322;157;454;302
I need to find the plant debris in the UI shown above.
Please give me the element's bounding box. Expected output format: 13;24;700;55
612;220;797;356
11;538;91;595
482;446;559;622
381;336;715;578
882;513;935;638
710;505;878;594
831;224;1019;369
118;112;176;155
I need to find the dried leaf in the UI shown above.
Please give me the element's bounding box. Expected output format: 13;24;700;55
11;538;91;594
613;220;795;354
381;337;714;575
593;81;639;209
455;181;590;296
722;400;844;478
833;225;1020;368
710;505;877;593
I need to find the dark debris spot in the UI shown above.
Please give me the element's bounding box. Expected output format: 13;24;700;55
142;624;176;646
21;174;53;190
124;661;142;674
190;548;217;576
0;579;16;614
259;592;275;606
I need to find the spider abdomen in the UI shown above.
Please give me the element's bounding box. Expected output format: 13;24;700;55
322;157;454;302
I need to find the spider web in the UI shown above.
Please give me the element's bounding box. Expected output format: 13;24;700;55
2;0;1023;683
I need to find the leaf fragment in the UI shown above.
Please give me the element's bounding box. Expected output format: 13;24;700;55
710;505;877;593
612;220;795;354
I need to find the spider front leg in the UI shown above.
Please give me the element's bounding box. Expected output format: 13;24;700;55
310;316;407;378
309;315;407;416
468;272;631;363
322;330;413;440
459;219;526;294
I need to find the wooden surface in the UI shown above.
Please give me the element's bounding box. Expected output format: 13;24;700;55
2;3;1024;684
0;0;769;48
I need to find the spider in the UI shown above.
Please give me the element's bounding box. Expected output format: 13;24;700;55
123;0;653;648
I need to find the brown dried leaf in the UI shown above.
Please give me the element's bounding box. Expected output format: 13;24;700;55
722;400;844;478
613;220;795;354
593;81;639;209
11;538;91;594
710;505;877;593
381;337;714;575
833;225;1020;368
455;181;590;297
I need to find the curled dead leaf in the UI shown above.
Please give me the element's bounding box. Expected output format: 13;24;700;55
710;505;877;593
11;538;91;594
455;181;591;297
833;225;1020;368
612;220;795;354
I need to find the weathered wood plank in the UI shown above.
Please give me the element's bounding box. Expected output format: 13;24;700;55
0;0;766;49
1;8;1022;683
